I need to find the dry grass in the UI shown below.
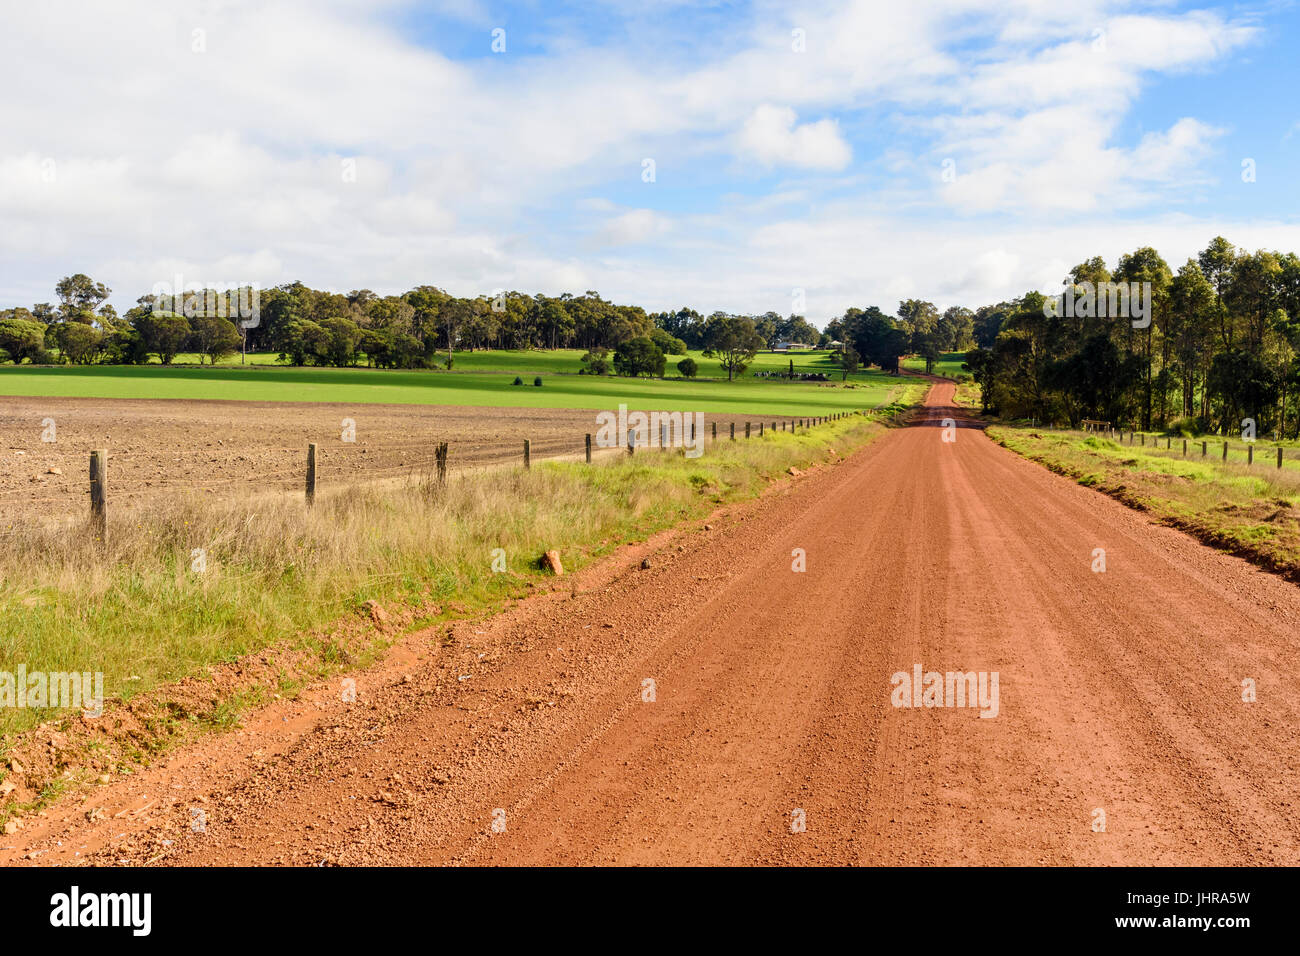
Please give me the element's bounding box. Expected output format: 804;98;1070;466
0;395;920;739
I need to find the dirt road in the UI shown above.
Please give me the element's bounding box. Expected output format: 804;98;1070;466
8;382;1300;865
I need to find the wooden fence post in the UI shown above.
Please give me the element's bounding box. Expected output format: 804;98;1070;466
306;443;317;506
759;422;764;436
1278;446;1284;469
89;449;107;541
524;439;531;469
1201;441;1207;458
436;442;448;484
730;422;735;441
585;434;592;463
1248;444;1254;466
712;421;717;441
1182;439;1187;456
745;422;750;439
1166;436;1171;449
1223;442;1228;461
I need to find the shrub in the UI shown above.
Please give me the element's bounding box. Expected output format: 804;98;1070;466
677;357;698;379
534;376;543;386
580;347;611;375
513;376;524;386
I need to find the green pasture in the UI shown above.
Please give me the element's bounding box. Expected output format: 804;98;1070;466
0;362;900;416
900;351;970;379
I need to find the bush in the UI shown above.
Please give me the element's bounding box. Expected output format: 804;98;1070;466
513;376;524;386
534;376;543;386
580;347;611;375
1169;416;1200;438
677;357;698;379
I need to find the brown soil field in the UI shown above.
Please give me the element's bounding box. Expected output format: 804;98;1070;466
0;397;796;523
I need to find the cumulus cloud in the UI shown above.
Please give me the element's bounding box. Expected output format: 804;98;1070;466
737;105;852;170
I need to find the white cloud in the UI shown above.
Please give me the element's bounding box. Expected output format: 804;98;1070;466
591;209;674;247
0;0;1276;319
737;105;852;170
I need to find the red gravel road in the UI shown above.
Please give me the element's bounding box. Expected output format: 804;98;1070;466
7;381;1299;865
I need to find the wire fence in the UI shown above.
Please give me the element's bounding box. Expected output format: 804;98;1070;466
1038;423;1300;471
0;413;860;533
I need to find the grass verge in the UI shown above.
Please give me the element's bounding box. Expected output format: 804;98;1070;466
987;426;1300;582
0;388;922;823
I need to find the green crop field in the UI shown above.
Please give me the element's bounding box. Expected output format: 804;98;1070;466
0;362;902;416
146;347;854;378
900;351;970;379
900;351;969;377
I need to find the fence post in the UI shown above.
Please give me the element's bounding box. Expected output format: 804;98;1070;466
1248;444;1253;466
745;422;750;439
1201;441;1207;458
306;443;317;506
1278;446;1284;469
1182;439;1187;457
89;449;107;541
759;423;764;436
712;421;717;442
585;434;592;464
1166;436;1171;449
627;431;635;455
524;439;531;469
436;441;448;484
1223;442;1228;461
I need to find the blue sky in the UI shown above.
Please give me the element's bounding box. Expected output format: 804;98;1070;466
1;0;1298;326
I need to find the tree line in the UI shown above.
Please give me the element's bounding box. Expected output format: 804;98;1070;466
0;279;827;377
4;236;1294;434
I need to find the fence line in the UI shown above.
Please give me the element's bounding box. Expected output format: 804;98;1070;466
1046;423;1297;470
1;411;884;533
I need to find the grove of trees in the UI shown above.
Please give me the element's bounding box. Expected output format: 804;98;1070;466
963;237;1300;437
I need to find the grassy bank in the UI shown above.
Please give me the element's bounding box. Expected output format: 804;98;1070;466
987;426;1300;580
0;389;921;750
